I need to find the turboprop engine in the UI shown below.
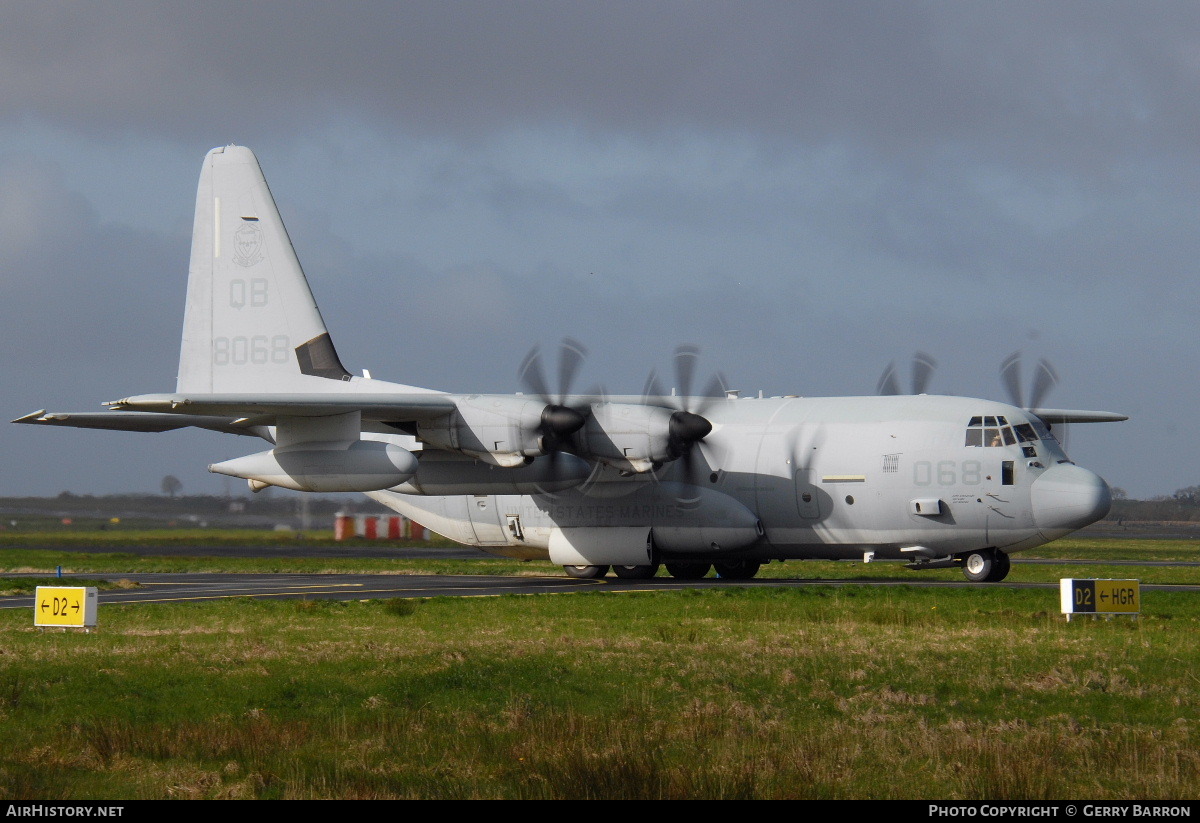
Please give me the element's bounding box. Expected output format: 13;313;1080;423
575;403;712;474
415;395;586;468
209;440;418;493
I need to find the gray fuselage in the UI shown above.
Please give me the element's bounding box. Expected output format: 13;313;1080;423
368;393;1111;566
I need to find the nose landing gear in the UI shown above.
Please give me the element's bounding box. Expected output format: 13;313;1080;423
959;549;1011;583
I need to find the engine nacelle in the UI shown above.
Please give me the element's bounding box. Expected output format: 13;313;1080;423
209;440;418;493
573;403;673;473
575;403;709;474
416;395;551;467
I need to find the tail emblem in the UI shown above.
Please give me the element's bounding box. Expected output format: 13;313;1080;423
233;221;264;268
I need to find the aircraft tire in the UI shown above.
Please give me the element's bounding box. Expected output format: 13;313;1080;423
665;562;711;580
612;564;660;579
961;550;1010;583
713;560;761;580
990;551;1012;582
563;565;609;579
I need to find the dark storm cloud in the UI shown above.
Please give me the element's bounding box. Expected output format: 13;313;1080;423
2;1;1197;498
0;156;186;400
4;1;1200;166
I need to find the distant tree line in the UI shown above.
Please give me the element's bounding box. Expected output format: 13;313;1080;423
2;492;387;517
1109;486;1200;523
7;487;1200;523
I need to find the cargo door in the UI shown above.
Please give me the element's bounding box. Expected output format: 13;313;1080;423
467;495;507;545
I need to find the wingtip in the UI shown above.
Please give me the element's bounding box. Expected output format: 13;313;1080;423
1028;408;1129;424
12;409;47;424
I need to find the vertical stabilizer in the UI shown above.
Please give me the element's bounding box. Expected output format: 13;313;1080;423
177;145;351;393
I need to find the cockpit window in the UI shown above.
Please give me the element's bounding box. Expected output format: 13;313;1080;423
1030;417;1058;443
965;416;1029;447
1013;423;1038;443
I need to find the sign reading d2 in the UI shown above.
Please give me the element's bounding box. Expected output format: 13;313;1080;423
1060;579;1140;618
35;587;98;628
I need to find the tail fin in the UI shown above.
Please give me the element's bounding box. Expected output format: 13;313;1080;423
177;145;351;394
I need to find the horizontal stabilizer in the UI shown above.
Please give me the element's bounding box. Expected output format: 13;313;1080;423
13;409;261;436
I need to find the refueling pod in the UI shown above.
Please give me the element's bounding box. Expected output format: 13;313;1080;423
210;440;417;493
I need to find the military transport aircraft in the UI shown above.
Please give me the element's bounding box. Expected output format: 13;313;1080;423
15;145;1127;583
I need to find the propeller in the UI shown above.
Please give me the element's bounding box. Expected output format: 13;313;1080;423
999;351;1059;411
516;338;605;498
785;421;826;469
518;338;591;451
642;344;729;482
877;352;938;395
999;350;1068;451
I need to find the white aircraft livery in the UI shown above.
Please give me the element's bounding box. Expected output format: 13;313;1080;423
16;145;1127;583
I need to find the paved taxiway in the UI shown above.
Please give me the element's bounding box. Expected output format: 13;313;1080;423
3;562;1199;610
4;531;1198;609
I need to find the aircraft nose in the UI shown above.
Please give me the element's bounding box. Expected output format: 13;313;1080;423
1031;464;1112;540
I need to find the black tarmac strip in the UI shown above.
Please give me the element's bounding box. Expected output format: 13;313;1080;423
2;551;1199;609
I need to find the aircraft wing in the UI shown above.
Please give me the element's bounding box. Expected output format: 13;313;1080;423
100;393;461;423
1027;408;1128;424
13;409;264;436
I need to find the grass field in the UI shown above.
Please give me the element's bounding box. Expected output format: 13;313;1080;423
1;531;1199;585
1;532;1199;800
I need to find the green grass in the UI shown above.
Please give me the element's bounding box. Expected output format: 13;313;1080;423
1;536;1199;586
0;577;136;596
0;547;535;576
0;526;441;548
1040;537;1200;561
2;586;1198;799
2;531;1199;799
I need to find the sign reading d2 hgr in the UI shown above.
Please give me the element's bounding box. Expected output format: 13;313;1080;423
1060;578;1140;620
35;586;98;628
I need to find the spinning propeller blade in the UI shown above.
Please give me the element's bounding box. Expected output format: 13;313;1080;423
643;345;729;483
878;352;938;395
518;338;590;447
1000;351;1059;411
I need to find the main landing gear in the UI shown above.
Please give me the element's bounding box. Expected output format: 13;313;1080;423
612;564;660;579
959;549;1011;583
713;560;762;580
664;562;710;579
562;561;763;581
562;565;609;579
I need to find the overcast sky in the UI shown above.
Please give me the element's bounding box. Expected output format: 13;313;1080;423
2;1;1196;500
